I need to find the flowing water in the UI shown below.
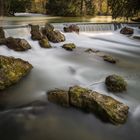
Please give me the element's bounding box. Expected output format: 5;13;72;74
0;24;140;140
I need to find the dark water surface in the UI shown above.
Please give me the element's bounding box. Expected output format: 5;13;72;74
0;26;140;140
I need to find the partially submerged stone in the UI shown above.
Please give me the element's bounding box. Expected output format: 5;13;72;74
39;38;52;48
103;55;117;64
46;30;65;43
0;27;5;39
47;85;129;125
30;25;43;40
0;55;33;90
82;91;129;124
48;89;69;107
85;48;100;53
64;24;80;34
6;37;31;51
133;36;140;40
62;43;76;51
42;23;54;35
105;75;127;92
120;27;134;35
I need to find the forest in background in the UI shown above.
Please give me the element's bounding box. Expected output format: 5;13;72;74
0;0;140;20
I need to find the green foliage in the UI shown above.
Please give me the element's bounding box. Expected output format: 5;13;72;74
46;0;95;16
108;0;140;19
4;0;32;15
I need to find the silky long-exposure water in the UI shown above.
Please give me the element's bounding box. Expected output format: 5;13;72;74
0;26;140;140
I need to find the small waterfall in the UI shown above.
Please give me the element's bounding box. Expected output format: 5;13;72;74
53;23;140;32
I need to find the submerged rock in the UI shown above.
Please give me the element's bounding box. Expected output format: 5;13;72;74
120;27;134;35
0;27;5;39
62;43;76;51
103;55;117;64
6;37;31;51
64;24;80;34
39;38;52;48
0;55;33;90
133;36;140;40
105;75;127;92
48;89;69;107
30;25;43;40
47;85;129;125
85;48;100;53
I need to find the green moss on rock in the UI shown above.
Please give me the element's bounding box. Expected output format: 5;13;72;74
105;75;127;92
62;43;76;51
39;38;52;48
48;89;69;107
0;55;33;90
103;55;117;64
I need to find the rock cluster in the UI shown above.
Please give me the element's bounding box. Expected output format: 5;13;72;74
48;86;129;125
0;55;33;90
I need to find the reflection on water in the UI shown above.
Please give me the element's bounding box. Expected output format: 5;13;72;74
0;27;140;140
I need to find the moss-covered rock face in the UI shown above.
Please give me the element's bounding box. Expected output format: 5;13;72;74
30;25;43;40
46;30;65;43
105;75;127;92
82;91;129;124
5;37;31;51
120;27;134;35
103;55;117;64
63;24;80;34
47;85;129;125
48;89;69;107
42;23;54;35
62;43;76;51
0;27;5;39
39;38;52;48
0;55;33;90
69;86;92;108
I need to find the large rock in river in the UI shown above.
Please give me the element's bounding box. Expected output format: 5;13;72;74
48;89;69;107
64;24;80;34
5;37;31;51
105;75;127;92
47;86;129;125
39;38;52;48
120;27;134;35
0;55;33;90
42;23;65;43
0;27;5;39
30;25;43;40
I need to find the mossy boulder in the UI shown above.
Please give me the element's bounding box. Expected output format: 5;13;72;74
0;27;5;39
0;38;6;45
82;90;129;124
5;37;31;51
69;86;91;108
46;30;65;43
30;25;43;40
103;55;117;64
64;24;80;34
105;75;127;92
42;23;54;35
0;55;33;90
48;89;69;107
62;43;76;51
39;38;52;48
120;27;134;35
47;85;129;125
